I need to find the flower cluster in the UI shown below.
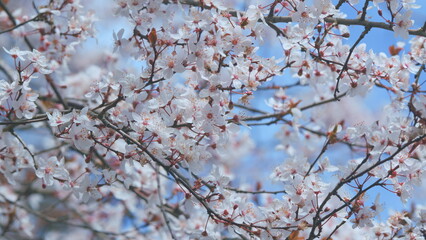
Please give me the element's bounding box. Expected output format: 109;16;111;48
0;0;425;239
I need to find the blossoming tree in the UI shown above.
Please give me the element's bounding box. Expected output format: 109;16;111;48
0;0;426;239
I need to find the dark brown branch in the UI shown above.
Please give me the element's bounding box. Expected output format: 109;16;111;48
270;16;426;37
174;0;426;38
360;0;371;21
335;0;346;9
225;187;287;195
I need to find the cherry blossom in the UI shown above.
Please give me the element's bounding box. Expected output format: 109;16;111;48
291;1;317;29
393;10;414;39
46;109;72;127
3;46;27;60
35;156;70;187
0;0;426;239
0;79;15;101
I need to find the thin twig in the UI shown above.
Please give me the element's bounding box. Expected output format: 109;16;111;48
0;14;42;35
9;129;37;168
155;166;178;240
334;27;371;100
305;139;330;177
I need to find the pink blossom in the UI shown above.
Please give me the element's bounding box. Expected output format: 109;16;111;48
393;11;414;39
35;156;70;187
